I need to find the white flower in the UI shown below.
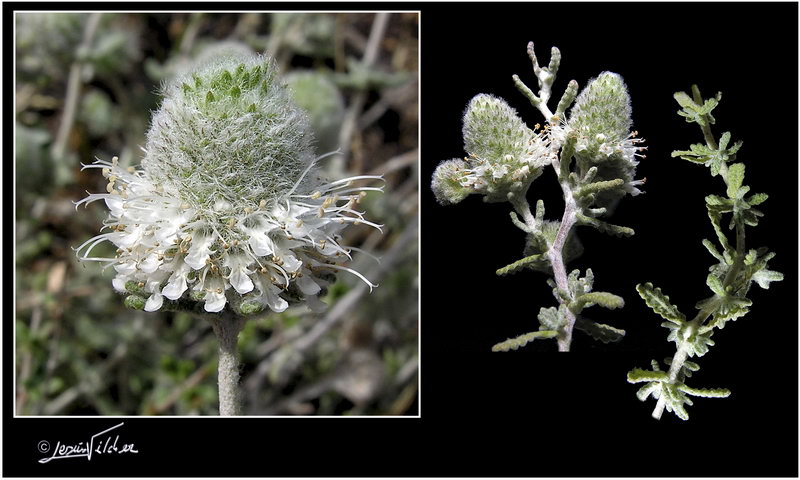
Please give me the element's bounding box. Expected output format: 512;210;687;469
75;54;383;315
75;155;383;314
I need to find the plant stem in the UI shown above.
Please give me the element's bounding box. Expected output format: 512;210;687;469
209;314;246;416
550;198;578;352
653;214;745;419
52;12;102;162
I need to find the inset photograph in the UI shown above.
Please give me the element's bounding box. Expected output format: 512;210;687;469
14;11;418;417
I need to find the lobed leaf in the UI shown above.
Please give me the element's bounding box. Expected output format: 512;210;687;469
627;368;668;384
570;291;624;314
637;283;685;324
576;213;634;237
677;384;731;398
496;254;543;276
491;330;558;352
726;163;745;198
538;305;568;331
575;317;625;343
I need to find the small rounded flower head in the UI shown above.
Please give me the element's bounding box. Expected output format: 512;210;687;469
432;94;553;205
431;158;469;205
76;54;382;316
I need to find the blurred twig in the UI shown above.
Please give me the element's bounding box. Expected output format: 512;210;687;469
51;12;102;162
334;12;390;174
367;149;417;177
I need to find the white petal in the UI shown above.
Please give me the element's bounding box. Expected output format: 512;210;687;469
296;274;320;295
230;267;254;294
204;291;226;312
248;230;275;257
105;196;124;217
114;262;137;275
264;285;288;313
185;235;215;270
162;274;188;300
144;293;163;312
112;276;129;292
280;252;302;273
139;253;162;273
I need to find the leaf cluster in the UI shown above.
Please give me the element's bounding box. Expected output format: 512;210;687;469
629;86;783;420
491;269;625;351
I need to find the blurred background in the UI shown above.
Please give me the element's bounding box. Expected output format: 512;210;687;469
15;11;418;416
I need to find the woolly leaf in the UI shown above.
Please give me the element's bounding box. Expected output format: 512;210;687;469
746;192;768;206
673;91;695;109
637;283;685;324
575;178;624;198
491;330;558;352
570;291;624;314
509;211;533;233
706;274;726;296
701;239;726;263
627;368;668;384
576;213;634;237
707;206;731;252
537;305;568;331
575;317;625;343
662;384;691;420
701;303;749;333
686;330;715;357
677;384;731;398
753;269;783;289
636;382;661;402
726;163;745;198
496;254;542;276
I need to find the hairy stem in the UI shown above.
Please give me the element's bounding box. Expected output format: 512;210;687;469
653;213;745;419
209;314;246;416
510;196;537;231
550;197;578;352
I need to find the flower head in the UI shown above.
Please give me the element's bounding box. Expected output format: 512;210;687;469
432;94;554;205
567;72;646;206
76;54;382;315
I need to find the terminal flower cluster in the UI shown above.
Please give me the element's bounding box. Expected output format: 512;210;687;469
76;54;382;316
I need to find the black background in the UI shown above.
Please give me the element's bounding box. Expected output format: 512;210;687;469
5;2;799;478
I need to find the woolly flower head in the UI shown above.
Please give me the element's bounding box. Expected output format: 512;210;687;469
567;72;646;203
432;94;554;205
76;54;382;315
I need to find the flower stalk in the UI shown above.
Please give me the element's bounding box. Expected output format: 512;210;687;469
209;313;246;416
